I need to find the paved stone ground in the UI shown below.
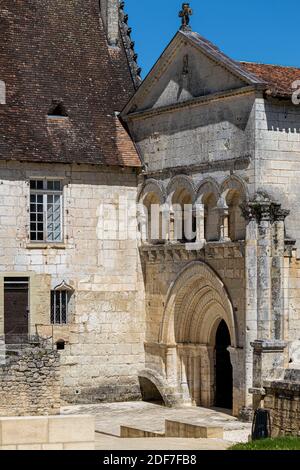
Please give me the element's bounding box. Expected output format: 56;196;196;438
94;433;230;450
62;401;251;450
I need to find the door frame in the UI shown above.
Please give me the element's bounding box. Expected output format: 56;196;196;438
3;276;30;343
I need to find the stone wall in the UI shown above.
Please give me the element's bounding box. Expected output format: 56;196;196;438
130;92;256;177
0;161;145;404
254;98;300;248
263;373;300;437
0;345;60;416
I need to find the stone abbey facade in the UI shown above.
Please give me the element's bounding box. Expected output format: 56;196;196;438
1;1;300;422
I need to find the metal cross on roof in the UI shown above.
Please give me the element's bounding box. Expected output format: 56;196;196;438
179;3;193;31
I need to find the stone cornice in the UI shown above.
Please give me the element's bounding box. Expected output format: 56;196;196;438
123;85;258;122
142;155;251;179
140;241;244;263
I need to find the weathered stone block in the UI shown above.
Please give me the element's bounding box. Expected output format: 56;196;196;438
165;420;223;439
48;415;95;443
0;417;48;445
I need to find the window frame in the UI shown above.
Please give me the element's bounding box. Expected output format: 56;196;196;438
51;289;70;325
29;178;64;243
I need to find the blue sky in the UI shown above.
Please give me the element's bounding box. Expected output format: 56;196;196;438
124;0;300;78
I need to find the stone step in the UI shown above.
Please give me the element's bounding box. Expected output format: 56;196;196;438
120;421;224;440
120;426;164;438
165;420;224;439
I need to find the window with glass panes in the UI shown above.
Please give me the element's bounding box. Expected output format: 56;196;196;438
30;180;63;242
51;290;69;324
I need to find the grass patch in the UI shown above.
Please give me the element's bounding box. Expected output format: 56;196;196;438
229;436;300;450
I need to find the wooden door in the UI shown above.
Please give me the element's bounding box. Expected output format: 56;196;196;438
4;278;29;344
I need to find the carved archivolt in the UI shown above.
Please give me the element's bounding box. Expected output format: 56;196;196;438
196;177;220;204
166;175;196;204
159;261;237;347
138;178;166;205
220;175;248;202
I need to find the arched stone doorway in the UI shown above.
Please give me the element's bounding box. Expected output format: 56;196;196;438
159;261;239;413
214;320;233;409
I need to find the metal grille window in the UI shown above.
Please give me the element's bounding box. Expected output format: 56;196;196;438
30;179;63;242
51;290;69;325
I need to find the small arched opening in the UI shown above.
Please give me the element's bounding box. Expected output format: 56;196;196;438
203;193;219;241
225;190;246;241
143;192;164;244
138;377;165;406
214;320;233;409
172;187;195;243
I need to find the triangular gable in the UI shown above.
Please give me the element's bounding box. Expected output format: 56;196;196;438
122;30;267;115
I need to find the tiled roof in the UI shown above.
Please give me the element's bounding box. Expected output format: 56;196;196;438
240;62;300;98
0;1;141;167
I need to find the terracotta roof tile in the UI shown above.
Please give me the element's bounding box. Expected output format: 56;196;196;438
0;1;140;167
240;62;300;98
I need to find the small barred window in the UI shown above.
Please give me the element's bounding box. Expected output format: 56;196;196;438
51;290;70;325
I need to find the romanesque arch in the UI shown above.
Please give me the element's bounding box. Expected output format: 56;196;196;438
160;261;237;346
159;261;238;409
167;175;196;203
137;179;166;242
138;178;166;205
221;176;248;241
195;178;220;242
196;177;220;204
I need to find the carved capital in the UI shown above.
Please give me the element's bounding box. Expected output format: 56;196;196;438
241;191;289;224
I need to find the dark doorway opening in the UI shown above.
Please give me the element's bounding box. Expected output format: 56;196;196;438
138;377;165;406
214;320;233;409
4;277;29;344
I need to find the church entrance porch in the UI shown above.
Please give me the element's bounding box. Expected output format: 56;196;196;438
157;261;242;415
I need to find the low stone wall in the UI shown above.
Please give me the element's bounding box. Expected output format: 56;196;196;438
120;426;164;438
0;415;95;450
263;376;300;437
165;420;224;439
0;346;60;416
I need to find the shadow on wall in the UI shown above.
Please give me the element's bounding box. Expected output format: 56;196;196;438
266;102;300;134
138;376;165;406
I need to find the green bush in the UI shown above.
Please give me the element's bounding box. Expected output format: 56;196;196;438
229;437;300;450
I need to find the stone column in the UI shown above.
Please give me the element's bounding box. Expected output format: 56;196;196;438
137;204;148;244
168;209;175;243
178;344;191;404
216;197;230;242
228;347;247;418
161;203;170;243
195;203;205;243
244;212;258;415
271;206;289;340
192;351;201;406
199;345;214;407
165;344;178;388
173;204;183;243
242;194;290;412
256;201;273;339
